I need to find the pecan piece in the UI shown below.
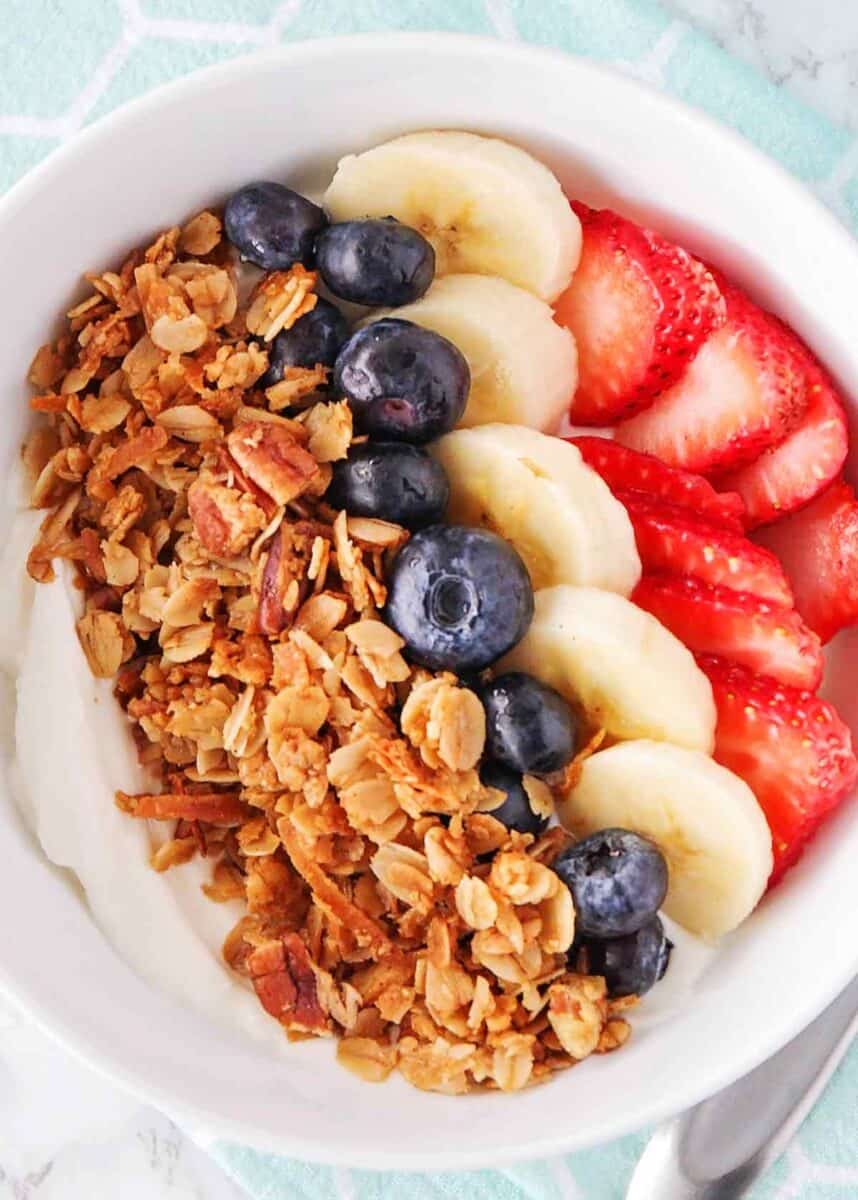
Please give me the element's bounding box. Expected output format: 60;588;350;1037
188;472;267;557
257;523;313;635
227;420;320;506
247;932;328;1033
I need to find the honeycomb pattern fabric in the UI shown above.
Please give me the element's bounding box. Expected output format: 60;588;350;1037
2;2;857;1197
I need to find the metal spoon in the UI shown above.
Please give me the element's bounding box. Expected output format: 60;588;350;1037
626;972;858;1199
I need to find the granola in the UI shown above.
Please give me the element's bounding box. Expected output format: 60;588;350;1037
21;216;626;1096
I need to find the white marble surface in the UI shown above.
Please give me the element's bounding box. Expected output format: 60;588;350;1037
3;3;858;1198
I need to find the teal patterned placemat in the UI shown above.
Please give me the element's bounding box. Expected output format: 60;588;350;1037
2;2;858;1197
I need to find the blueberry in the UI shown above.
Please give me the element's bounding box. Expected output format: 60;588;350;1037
480;760;549;837
552;829;668;938
481;672;576;777
316;218;435;307
327;443;449;530
333;319;469;443
261;299;348;387
385;525;533;672
224;181;327;270
585;916;673;997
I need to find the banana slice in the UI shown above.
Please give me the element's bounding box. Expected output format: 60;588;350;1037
558;740;773;938
366;275;576;432
324;130;581;301
500;585;715;752
432;425;640;594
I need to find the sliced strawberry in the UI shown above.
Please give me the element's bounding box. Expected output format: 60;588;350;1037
616;283;807;474
755;477;858;643
555;203;725;425
716;367;848;528
633;574;823;690
698;655;857;884
618;491;792;604
571;436;746;529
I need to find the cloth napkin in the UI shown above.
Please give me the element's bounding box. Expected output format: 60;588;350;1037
2;1;858;1197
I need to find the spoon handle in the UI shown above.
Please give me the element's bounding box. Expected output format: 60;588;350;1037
626;972;858;1200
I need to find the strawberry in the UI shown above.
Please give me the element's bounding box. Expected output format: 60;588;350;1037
555;203;725;425
618;491;792;605
755;477;858;643
716;367;848;528
571;436;745;529
616;282;807;474
698;655;857;884
633;574;823;690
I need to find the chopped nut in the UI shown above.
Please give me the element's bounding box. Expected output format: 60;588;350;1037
76;610;132;677
227;421;320;506
188;473;267;557
247;933;327;1033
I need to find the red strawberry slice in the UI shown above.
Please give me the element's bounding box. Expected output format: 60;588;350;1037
698;654;857;884
633;574;823;690
571;436;746;529
716;367;848;528
555;203;725;425
755;477;858;643
618;491;793;604
616;283;807;474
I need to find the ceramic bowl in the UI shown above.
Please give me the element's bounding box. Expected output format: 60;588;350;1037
1;32;857;1170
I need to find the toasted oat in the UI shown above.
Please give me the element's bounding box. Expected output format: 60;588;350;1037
245;265;318;341
266;364;329;412
402;676;485;772
455;875;498;931
180;210;223;256
337;1036;398;1082
156;405;223;443
547;975;607;1059
303;400;353;463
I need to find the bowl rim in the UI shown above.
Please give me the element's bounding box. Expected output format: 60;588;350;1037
2;30;858;1170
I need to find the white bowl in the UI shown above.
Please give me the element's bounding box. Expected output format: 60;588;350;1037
1;32;857;1172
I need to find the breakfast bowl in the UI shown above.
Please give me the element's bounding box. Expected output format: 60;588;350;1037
1;32;857;1171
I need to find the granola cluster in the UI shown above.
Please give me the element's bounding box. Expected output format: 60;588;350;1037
22;212;631;1094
